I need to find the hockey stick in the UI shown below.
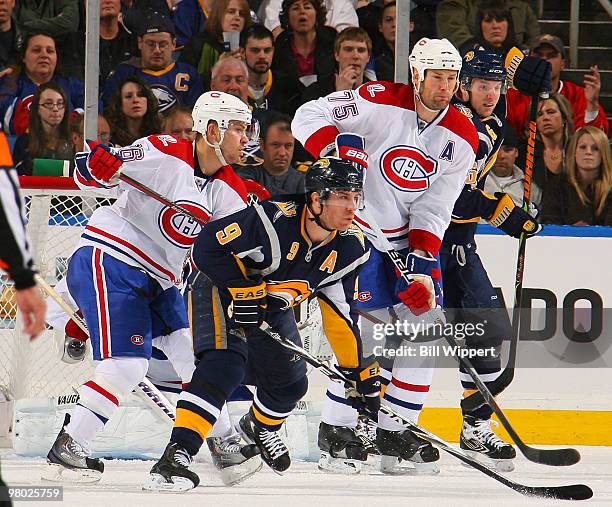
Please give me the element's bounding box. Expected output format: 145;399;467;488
359;209;580;466
257;322;591;500
356;308;580;467
34;275;176;425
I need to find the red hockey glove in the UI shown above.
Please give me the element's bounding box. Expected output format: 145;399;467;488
88;144;123;185
64;310;88;343
397;280;432;316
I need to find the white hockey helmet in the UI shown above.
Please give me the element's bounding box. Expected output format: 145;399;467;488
191;91;253;136
409;37;462;84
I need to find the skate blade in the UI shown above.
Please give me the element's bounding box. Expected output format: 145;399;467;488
219;456;263;486
142;473;197;492
379;455;440;476
461;451;515;472
318;452;362;475
41;463;102;484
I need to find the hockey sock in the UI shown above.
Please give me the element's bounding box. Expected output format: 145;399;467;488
152;328;195;383
172;349;245;456
250;378;308;431
207;403;232;438
321;377;359;427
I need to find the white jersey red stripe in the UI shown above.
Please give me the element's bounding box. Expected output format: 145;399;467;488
92;249;111;358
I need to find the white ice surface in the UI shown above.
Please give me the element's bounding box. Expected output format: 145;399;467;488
2;446;611;507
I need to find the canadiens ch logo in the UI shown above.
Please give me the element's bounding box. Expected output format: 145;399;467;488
131;334;144;345
380;145;439;191
158;200;210;248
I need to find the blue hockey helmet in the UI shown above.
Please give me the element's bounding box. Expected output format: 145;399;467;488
460;50;507;93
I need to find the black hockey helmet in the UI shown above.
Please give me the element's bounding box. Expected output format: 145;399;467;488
461;49;507;93
305;156;364;195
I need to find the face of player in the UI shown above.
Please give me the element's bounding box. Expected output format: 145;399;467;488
0;0;15;25
419;69;457;110
536;99;564;137
532;45;564;82
120;82;148;120
100;0;120;19
222;0;246;32
220;120;249;164
245;37;274;75
480;16;508;48
166;112;196;142
23;34;57;80
315;191;360;231
139;32;175;71
211;61;249;103
379;5;396;45
575;133;602;173
468;78;502;117
335;39;370;76
262;124;294;174
38;88;65;128
492;145;518;177
288;0;316;34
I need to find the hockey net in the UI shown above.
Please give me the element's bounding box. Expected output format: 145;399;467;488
0;177;113;403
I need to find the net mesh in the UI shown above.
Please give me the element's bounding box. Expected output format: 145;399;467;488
0;187;115;401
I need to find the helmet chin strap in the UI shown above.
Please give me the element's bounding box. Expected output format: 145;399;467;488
204;129;228;167
413;74;460;116
306;199;336;233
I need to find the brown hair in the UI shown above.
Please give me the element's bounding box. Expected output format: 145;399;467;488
105;75;162;146
334;26;372;54
281;0;327;31
204;0;252;42
27;82;72;158
566;126;612;217
537;93;574;149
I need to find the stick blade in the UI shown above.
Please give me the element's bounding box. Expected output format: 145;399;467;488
522;484;593;501
520;446;581;467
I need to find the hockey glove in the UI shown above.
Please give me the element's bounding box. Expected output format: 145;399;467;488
335;133;368;171
395;253;437;316
227;279;267;330
88;144;123;186
337;356;381;415
487;193;542;238
64;310;89;343
505;47;552;97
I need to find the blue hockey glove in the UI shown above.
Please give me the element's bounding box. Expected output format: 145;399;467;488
227;279;267;330
487;193;542;238
505;47;552;97
337;356;381;415
335;133;368;171
395;253;437;315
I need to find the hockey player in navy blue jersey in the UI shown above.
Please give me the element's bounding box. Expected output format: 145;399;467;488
443;49;550;470
144;153;380;492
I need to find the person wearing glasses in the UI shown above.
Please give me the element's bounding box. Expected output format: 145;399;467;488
101;10;203;113
12;82;74;176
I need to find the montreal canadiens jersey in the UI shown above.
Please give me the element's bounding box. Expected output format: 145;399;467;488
73;134;247;289
192;200;371;368
445;96;507;244
292;82;479;256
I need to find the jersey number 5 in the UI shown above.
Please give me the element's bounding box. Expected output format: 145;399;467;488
216;223;242;245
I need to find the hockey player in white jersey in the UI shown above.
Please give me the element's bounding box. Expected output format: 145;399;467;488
292;38;479;473
43;91;259;483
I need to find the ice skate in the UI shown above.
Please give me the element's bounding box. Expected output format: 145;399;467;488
317;422;369;474
206;433;263;485
377;427;440;475
460;415;516;472
238;413;290;474
143;443;200;492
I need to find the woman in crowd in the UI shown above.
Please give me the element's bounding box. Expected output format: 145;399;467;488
12;82;74;176
105;76;162;147
179;0;252;84
272;0;336;115
0;32;84;136
541;126;612;225
520;93;574;198
464;4;518;56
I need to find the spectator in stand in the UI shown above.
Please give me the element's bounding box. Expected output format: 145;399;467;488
507;34;608;141
120;0;172;38
0;0;21;77
0;32;84;135
271;0;336;116
484;123;541;207
437;0;539;54
180;0;251;84
302;27;374;103
234;114;305;196
520;93;574;198
171;0;212;49
97;0;138;84
372;1;416;82
12;82;74;176
105;75;162;146
541;126;612;226
241;24;287;111
162;105;196;142
258;0;357;38
102;11;203;113
462;2;518;56
69;113;112;151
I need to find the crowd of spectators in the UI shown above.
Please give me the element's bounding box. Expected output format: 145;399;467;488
0;0;610;225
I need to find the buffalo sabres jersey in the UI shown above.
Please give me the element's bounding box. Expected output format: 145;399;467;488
445;97;507;244
101;60;204;112
192;200;371;368
292;81;478;256
73;134;247;289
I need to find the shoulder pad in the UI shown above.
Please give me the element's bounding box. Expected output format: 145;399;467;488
455;103;473;119
339;224;366;249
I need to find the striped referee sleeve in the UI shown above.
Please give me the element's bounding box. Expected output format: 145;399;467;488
0;134;36;290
